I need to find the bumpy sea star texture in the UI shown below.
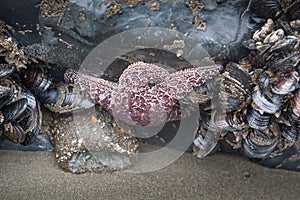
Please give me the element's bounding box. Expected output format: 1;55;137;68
64;62;222;126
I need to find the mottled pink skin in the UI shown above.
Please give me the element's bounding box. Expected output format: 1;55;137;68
64;62;222;126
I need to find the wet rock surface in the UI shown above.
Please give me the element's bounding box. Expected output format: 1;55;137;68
0;0;258;69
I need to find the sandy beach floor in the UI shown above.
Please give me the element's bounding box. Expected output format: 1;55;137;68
1;149;300;199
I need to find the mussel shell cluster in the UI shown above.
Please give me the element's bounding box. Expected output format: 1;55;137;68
193;17;300;169
19;64;95;114
0;65;42;145
0;62;87;145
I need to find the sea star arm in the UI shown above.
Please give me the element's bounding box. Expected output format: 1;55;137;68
64;69;117;110
153;64;223;100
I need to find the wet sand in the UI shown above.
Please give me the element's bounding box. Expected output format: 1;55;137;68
1;150;300;199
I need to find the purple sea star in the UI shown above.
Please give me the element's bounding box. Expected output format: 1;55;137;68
64;62;222;126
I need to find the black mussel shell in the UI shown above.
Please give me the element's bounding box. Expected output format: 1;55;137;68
242;128;279;160
285;89;300;128
281;125;299;142
193;127;219;156
38;84;94;113
0;85;14;110
38;87;61;106
252;88;283;114
246;108;273;130
250;0;283;19
256;71;271;89
213;110;245;132
220;63;252;111
19;64;52;95
271;71;299;95
22;122;39;145
3;121;26;143
1;98;28;124
0;64;15;79
21;88;38;110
